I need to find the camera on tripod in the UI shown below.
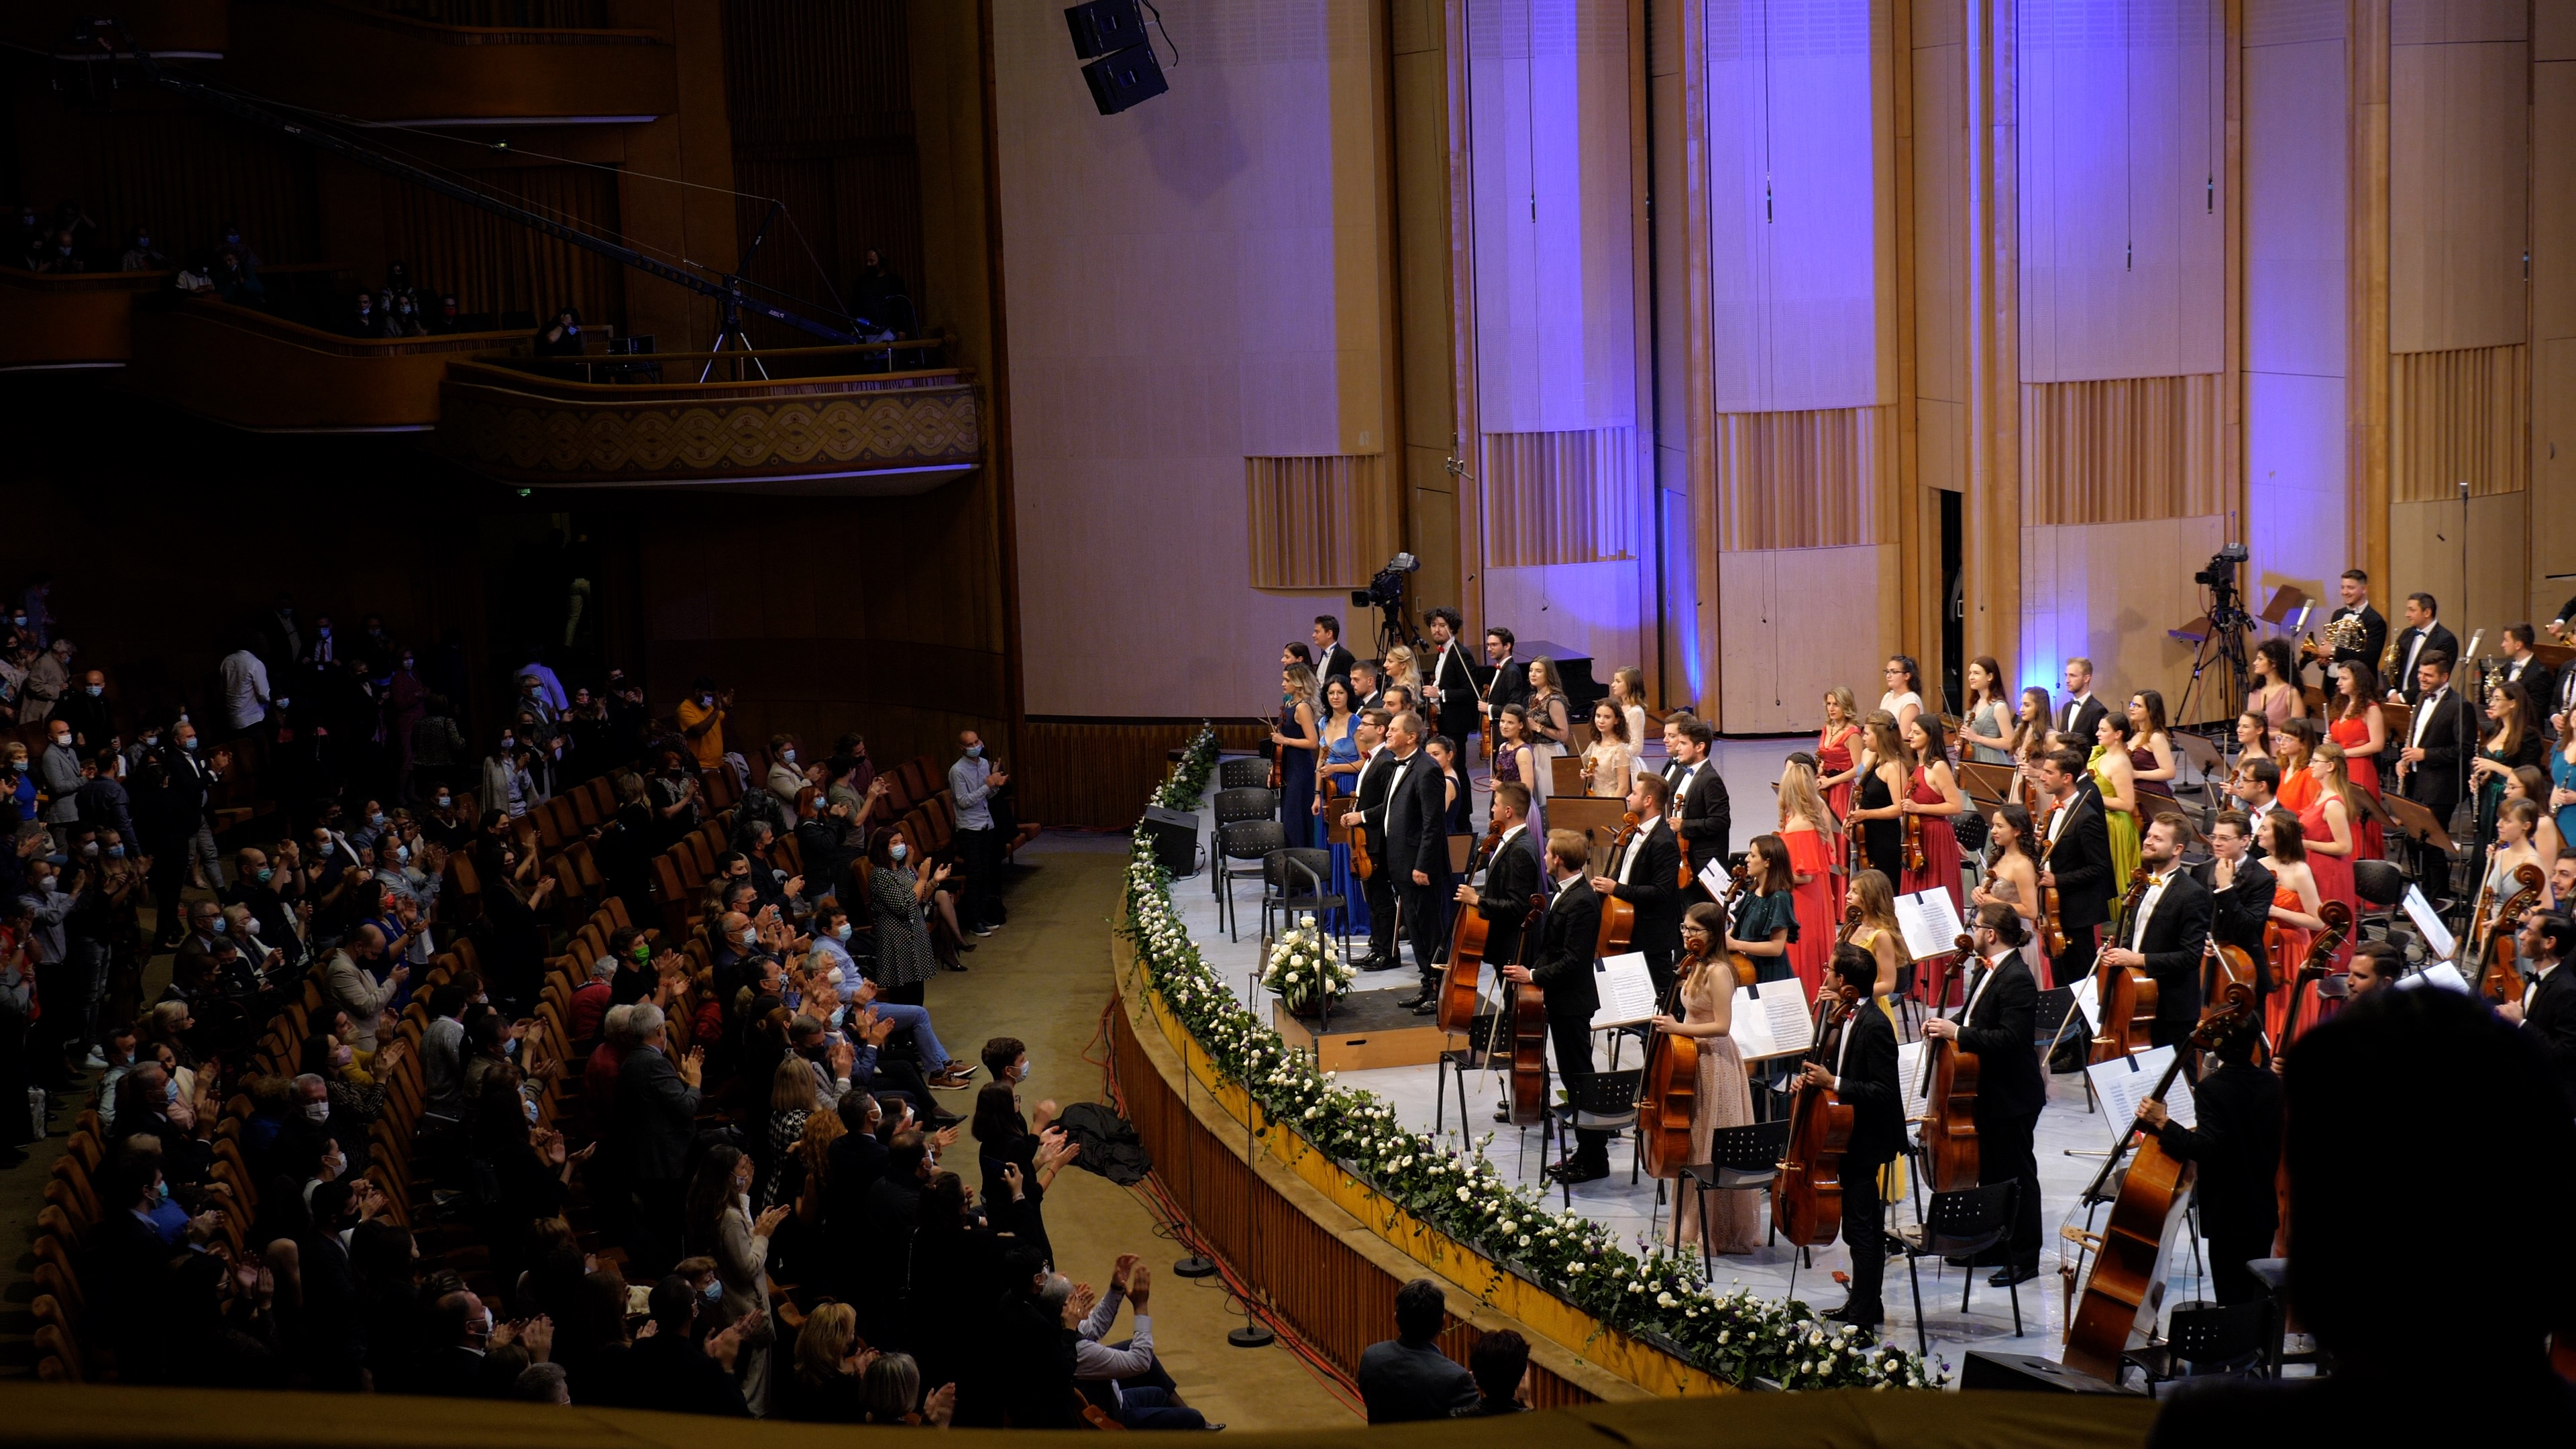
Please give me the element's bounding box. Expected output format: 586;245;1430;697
2194;542;2250;590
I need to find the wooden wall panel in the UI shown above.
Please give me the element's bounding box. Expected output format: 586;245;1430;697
2388;491;2528;647
2388;344;2528;502
1713;545;1896;730
2387;31;2527;352
1481;427;1638;564
2020;514;2226;719
1017;722;1268;830
384;164;629;328
2019;373;2224;525
1711;405;1893;550
15;101;321;268
2538;56;2576;627
1246;455;1396;588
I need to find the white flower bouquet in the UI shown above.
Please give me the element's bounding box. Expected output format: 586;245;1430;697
1260;914;1353;1015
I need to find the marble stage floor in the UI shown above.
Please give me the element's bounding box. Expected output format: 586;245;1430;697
1164;741;2224;1377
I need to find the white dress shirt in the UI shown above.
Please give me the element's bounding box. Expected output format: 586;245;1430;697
2126;869;2176;951
2410;686;2448;748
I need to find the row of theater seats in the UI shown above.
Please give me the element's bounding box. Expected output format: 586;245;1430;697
30;897;661;1383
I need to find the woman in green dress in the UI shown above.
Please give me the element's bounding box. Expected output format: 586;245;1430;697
2089;710;2143;896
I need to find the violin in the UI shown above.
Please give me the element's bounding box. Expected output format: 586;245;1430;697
1635;940;1705;1180
2036;804;2071;958
1506;892;1551;1126
2063;980;2260;1381
2276;902;2351;1057
1772;990;1857;1247
2475;862;2546;1004
1437;818;1509;1034
1902;807;1927;873
2090;869;2158;1065
1592;810;1643;959
1268;705;1285;792
1917;931;1982;1194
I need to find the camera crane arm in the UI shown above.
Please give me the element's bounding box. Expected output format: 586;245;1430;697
75;17;859;346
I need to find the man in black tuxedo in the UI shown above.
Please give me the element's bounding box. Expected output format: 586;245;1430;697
2499;911;2576;1113
2500;625;2556;737
2202;810;2277;1004
1448;781;1543;1000
1499;830;1608;1181
1309;614;1357;688
2055;658;2108;742
1479;627;1530;747
1382;711;1453;1002
1925;903;2044;1283
1660;713;1731;903
2388;592;2459;706
1802;944;1901;1328
1337;709;1400;971
1420;608;1479;760
1590;771;1682;1000
2395;651;2474;890
2096;812;2212;1050
2035;748;2114;989
2139;1003;2279;1306
2320;568;2388;689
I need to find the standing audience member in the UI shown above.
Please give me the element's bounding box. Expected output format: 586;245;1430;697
1357;1278;1479;1423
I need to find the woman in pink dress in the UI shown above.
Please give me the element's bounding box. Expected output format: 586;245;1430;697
1777;754;1838;997
1815;687;1862;885
2299;744;2362;970
2328;660;2390;861
1898;713;1967;917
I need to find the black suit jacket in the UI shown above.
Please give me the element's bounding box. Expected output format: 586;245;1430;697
1316;643;1357;686
1829;998;1904;1167
2114;869;2213;1044
2040;788;2115;930
1383;751;1449;882
1350;748;1399;861
1481;657;1532;735
2524;967;2576;1115
2392;622;2461;702
2399;685;2476;816
1471;826;1546;966
1529;877;1600;1022
615;1044;700;1181
2324;603;2387;680
1607;818;1682;953
2505;655;2557;730
1957;953;2043;1120
2152;1061;2282;1246
2202;857;2277;994
1356;1338;1479;1424
2057;694;2109;743
1422;643;1479;733
1664;758;1732;883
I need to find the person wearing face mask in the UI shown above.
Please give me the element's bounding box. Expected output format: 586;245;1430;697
765;735;810;811
325;924;408;1054
676;677;731;772
52;669;111;751
947;731;1010;938
37;719;83;847
863;831;945;1004
223;847;299;962
75;745;136;855
140;722;225;941
21;637;72;725
684;1142;787;1413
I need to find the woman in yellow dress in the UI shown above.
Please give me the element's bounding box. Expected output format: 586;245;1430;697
2089;711;2142;890
1834;867;1911;1199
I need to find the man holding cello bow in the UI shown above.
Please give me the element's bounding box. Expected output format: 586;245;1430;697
1922;903;2043;1286
1799;945;1903;1329
2096;813;2214;1052
1592;772;1684;1000
1499;830;1611;1183
1444;781;1542;1016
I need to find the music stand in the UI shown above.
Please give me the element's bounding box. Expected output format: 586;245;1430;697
2259;585;2308;629
2532;643;2576;670
1955;761;2021;811
2381;793;2453;856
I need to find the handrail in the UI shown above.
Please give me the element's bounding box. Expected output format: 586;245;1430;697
472;333;953;366
0;260;354;292
442;358;968;398
142;297;531;357
300;0;662;46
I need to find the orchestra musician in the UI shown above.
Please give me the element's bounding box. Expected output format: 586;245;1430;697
1310;614;1357;688
1921;902;2042;1285
1381;712;1453;1004
2396;651;2475;891
2055;657;2109;741
1419;608;1478;759
1591;771;1682;1001
2496;910;2576;1112
1446;781;1543;1007
1799;944;1902;1330
1498;830;1610;1182
2035;747;2115;987
2202;810;2277;1006
2499;624;2555;731
2320;568;2388;687
1650;902;1760;1254
2388;592;2459;706
2344;940;2402;998
2136;1002;2281;1307
2095;812;2213;1051
2551;847;2576;912
1661;713;1731;905
1338;708;1400;971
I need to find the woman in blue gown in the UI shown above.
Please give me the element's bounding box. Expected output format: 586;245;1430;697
1311;676;1369;935
1273;663;1322;849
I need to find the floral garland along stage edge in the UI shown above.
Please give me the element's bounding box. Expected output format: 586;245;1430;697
1128;725;1941;1391
1263;914;1354;1015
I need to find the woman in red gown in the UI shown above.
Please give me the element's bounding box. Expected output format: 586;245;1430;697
2253;808;2327;1044
1815;686;1861;884
2298;744;2361;970
1776;753;1839;997
1898;713;1967;917
2328;660;2390;861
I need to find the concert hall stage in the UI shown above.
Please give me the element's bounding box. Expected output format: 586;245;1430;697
1162;743;2218;1377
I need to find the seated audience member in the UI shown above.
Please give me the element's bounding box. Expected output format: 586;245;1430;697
1073;1254;1214;1429
774;1300;871;1422
119;225;167;272
2148;987;2576;1444
594;1275;754;1417
1454;1330;1532;1416
1358;1277;1479;1423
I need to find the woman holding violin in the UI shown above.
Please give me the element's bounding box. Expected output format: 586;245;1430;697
1651;902;1760;1254
1972;803;2047;984
1272;663;1322;848
1726;835;1801;985
1849;710;1912;881
1898;713;1968;914
1776;755;1839;994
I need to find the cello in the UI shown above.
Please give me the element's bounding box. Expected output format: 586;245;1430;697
1592;811;1643;959
2275;900;2352;1055
1637;864;1755;1179
2089;869;2158;1065
2061;980;2260;1381
2473;862;2546;1004
1505;892;1552;1126
1917;931;1982;1194
1772;989;1858;1246
1437;818;1508;1034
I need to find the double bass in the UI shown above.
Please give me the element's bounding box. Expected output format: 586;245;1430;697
1772;990;1858;1246
1437;818;1507;1034
2061;981;2259;1381
2473;861;2546;1004
1917;931;1982;1194
1592;811;1643;959
1505;890;1552;1126
2089;869;2158;1065
1636;865;1755;1179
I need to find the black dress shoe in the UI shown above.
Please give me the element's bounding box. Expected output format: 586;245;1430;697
1821;1304;1882;1330
1409;998;1439;1015
1550;1161;1610;1185
1493;1105;1511;1124
1395;992;1431;1010
1360;955;1403;972
1989;1263;2039;1287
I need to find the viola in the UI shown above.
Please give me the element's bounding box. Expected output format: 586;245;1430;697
2089;869;2157;1065
1772;991;1857;1247
1506;892;1551;1126
1593;810;1643;959
2063;980;2259;1381
2036;800;2071;958
1918;931;1982;1194
1437;818;1510;1034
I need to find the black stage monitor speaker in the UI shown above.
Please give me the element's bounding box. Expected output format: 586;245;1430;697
1066;0;1148;58
1082;44;1169;115
1957;1350;2139;1395
1138;804;1201;878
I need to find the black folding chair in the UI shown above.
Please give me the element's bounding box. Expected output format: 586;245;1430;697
1214;820;1287;940
1260;848;1346;959
1219;758;1273;793
1554;1068;1642;1208
1674;1119;1790;1281
1892;1180;2025;1355
2124;1299;2269;1391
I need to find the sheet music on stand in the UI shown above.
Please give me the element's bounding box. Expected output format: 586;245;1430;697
1730;978;1818;1061
1588;951;1660;1031
2086;1046;2195;1144
1699;855;1731;898
2065;974;2100;1032
1893;889;1967;962
2400;961;2471;994
2401;885;2455;961
1896;1042;1931;1120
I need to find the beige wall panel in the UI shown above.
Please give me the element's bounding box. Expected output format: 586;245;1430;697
996;0;1396;716
2389;0;2524;45
2543;1;2576;62
1715;551;1778;727
2019;515;2225;718
2388;40;2528;353
1715;545;1897;731
2538;61;2576;342
1483;561;1647;678
1912;35;1967;408
2017;0;2226;384
2244;37;2346;378
1919;395;1965;494
2390;492;2531;645
2538;337;2576;626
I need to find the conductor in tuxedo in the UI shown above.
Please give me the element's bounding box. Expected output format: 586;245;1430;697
1309;615;1357;688
1801;944;1902;1328
2389;592;2460;706
1448;781;1543;999
2139;1004;2281;1306
1480;627;1530;743
2055;658;2109;742
1499;830;1610;1182
2396;652;2474;881
1421;608;1479;759
1383;711;1454;1000
1661;713;1731;902
2096;813;2213;1050
1925;903;2044;1283
1338;709;1401;971
2035;748;2115;987
2498;911;2576;1114
1591;771;1682;1000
